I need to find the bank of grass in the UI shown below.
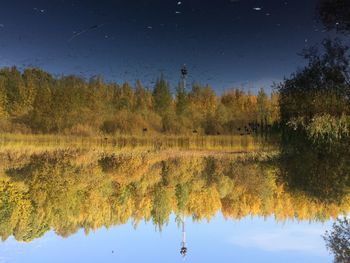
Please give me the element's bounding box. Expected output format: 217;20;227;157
0;133;280;176
0;133;277;152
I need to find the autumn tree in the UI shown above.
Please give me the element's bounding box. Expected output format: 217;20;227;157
152;75;172;115
175;81;188;116
0;77;7;118
134;80;152;112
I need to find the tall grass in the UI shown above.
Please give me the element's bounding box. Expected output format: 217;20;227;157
0;133;278;152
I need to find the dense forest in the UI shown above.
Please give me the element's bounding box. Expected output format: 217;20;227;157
0;66;279;136
0;149;349;242
0;40;349;138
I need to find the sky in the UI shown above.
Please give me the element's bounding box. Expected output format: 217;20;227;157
0;214;333;263
0;0;333;92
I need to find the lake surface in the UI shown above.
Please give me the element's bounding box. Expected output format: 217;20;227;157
0;136;348;262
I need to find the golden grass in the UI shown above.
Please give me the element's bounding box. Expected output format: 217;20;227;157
0;133;277;152
0;133;279;171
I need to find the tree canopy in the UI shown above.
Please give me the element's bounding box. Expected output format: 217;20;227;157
0;66;278;136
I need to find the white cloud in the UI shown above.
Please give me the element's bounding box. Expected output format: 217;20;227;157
229;224;328;255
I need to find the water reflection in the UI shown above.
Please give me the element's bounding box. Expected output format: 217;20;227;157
0;142;349;244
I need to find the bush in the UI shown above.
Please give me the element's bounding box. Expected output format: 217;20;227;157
287;114;350;143
306;114;350;142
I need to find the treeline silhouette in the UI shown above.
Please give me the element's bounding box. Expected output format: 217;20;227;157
0;67;279;135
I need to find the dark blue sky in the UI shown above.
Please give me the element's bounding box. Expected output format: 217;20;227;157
0;0;332;92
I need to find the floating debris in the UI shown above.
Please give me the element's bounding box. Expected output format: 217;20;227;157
68;24;106;42
33;7;45;13
253;7;262;11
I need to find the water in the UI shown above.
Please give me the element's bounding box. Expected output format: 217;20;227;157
0;136;348;262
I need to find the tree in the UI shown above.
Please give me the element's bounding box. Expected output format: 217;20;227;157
278;39;350;125
114;82;134;111
19;68;55;131
30;87;53;132
152;75;172;115
134;80;152;112
323;218;350;262
318;0;350;34
0;77;7;118
0;67;33;117
175;81;188;116
189;84;217;116
0;65;281;135
257;88;270;128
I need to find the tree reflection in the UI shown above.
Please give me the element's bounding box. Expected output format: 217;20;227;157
278;132;350;203
324;218;350;262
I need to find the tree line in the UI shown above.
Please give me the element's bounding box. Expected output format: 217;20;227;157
0;67;280;136
0;0;349;142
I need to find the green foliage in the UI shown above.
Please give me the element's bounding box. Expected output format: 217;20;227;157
306;114;350;143
278;39;350;126
0;66;280;135
0;80;8;118
175;82;189;116
152;76;172;115
279;128;350;203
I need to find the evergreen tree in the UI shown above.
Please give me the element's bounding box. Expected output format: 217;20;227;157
175;81;188;116
257;88;270;128
0;77;8;118
152;75;172;115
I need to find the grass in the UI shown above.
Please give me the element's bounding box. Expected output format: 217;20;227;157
0;133;278;151
0;133;279;171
